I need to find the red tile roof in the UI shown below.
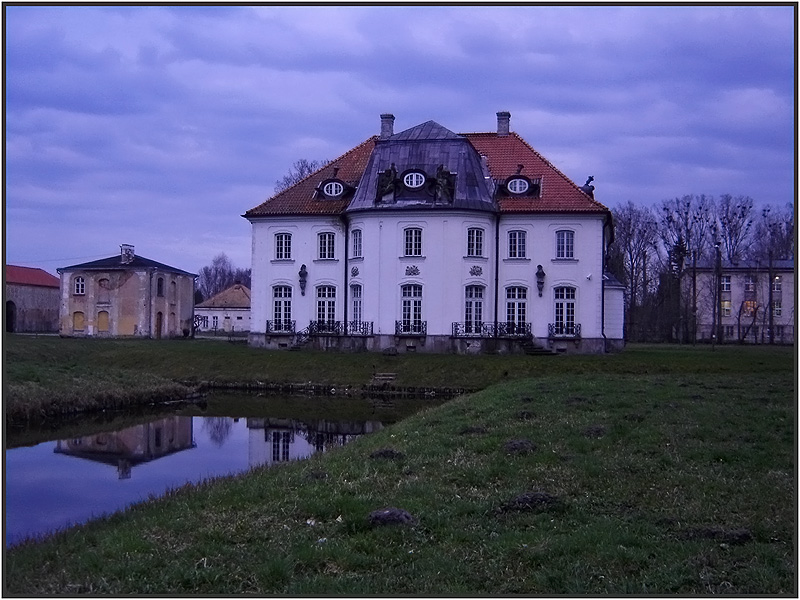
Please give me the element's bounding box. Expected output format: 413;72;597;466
6;265;60;288
464;132;609;214
244;137;378;218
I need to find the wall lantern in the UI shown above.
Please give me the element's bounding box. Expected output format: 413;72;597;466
298;264;308;296
536;264;546;297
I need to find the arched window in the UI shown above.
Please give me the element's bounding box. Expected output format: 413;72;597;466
467;228;484;257
508;230;526;258
555;230;575;259
275;233;292;260
505;287;527;334
316;286;336;329
554;287;576;335
72;311;85;332
351;229;363;258
401;284;423;333
464;286;484;334
404;228;422;257
351;284;363;325
97;311;110;333
273;286;292;332
157;277;165;297
318;232;335;259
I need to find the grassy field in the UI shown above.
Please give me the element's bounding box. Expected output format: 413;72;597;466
3;337;796;594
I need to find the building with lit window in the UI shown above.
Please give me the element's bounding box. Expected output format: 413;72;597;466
244;112;624;354
683;258;794;344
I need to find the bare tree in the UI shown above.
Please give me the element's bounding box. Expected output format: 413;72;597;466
713;194;754;263
658;194;714;263
750;203;794;262
608;201;659;341
197;253;250;301
274;158;330;194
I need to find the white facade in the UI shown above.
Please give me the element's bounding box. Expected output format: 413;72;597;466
245;114;624;354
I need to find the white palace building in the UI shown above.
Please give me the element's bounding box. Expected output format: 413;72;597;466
244;112;624;354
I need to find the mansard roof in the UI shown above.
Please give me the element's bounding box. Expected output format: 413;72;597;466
243;115;610;220
347;120;496;213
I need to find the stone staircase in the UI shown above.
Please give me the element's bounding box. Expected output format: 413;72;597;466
519;336;557;356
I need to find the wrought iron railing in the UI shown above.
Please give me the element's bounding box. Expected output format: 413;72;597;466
496;322;532;337
348;321;374;336
308;320;343;335
266;319;296;334
548;323;581;338
395;320;427;335
452;322;533;338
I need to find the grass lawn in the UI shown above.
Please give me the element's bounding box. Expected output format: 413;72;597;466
3;338;796;594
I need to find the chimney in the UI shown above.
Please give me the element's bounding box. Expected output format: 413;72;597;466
380;113;395;139
496;111;511;137
120;244;135;264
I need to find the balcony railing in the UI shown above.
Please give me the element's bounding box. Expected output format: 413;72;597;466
266;320;296;334
348;320;374;336
548;323;581;338
451;322;534;338
308;320;343;335
395;320;427;336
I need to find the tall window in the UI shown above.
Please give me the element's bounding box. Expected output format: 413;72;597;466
401;284;423;333
554;287;576;334
773;301;782;317
467;228;484;257
721;299;732;317
464;286;484;334
506;287;527;332
316;286;336;325
318;232;335;259
157;277;165;297
351;284;363;325
273;286;292;331
272;431;291;462
556;230;574;259
404;228;423;256
275;233;292;260
721;276;731;292
772;276;782;293
508;230;526;258
74;276;85;295
351;229;363;258
744;275;756;292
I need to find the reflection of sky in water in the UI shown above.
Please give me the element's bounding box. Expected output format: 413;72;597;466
4;416;327;547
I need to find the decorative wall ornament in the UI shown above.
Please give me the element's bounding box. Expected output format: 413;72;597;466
469;265;483;276
351;266;359;278
298;264;308;296
536;264;546;297
405;265;420;276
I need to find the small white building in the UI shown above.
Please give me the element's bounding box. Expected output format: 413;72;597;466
244;112;624;354
195;284;251;333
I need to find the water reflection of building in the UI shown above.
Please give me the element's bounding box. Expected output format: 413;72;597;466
247;418;383;467
54;417;195;479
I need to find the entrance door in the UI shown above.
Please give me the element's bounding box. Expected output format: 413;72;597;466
6;301;16;333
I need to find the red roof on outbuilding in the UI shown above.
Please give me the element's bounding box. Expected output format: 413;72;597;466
6;265;60;288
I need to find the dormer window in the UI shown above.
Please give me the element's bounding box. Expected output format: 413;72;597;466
403;171;426;189
320;179;345;198
506;177;530;195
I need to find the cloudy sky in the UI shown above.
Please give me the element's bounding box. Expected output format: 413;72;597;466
4;4;795;276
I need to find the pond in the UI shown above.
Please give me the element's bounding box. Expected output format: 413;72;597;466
5;392;441;548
